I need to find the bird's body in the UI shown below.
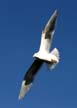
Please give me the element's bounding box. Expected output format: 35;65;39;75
18;9;60;100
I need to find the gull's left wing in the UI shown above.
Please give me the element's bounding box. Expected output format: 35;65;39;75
18;59;43;100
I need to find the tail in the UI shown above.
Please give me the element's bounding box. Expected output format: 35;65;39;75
46;48;60;70
51;48;60;61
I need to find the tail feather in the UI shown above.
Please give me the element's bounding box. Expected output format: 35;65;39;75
51;48;60;60
46;48;60;70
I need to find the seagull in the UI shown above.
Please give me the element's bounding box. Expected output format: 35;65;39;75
18;9;60;100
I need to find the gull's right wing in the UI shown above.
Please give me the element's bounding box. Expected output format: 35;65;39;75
33;10;58;61
39;9;58;52
43;10;58;36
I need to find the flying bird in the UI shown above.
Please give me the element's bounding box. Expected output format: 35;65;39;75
18;9;60;100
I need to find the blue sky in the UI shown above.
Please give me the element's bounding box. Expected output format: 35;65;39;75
0;0;77;108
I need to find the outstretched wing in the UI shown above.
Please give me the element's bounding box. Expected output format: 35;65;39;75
18;59;43;100
43;10;58;36
39;10;58;53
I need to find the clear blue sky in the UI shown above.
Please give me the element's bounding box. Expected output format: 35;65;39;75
0;0;77;108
